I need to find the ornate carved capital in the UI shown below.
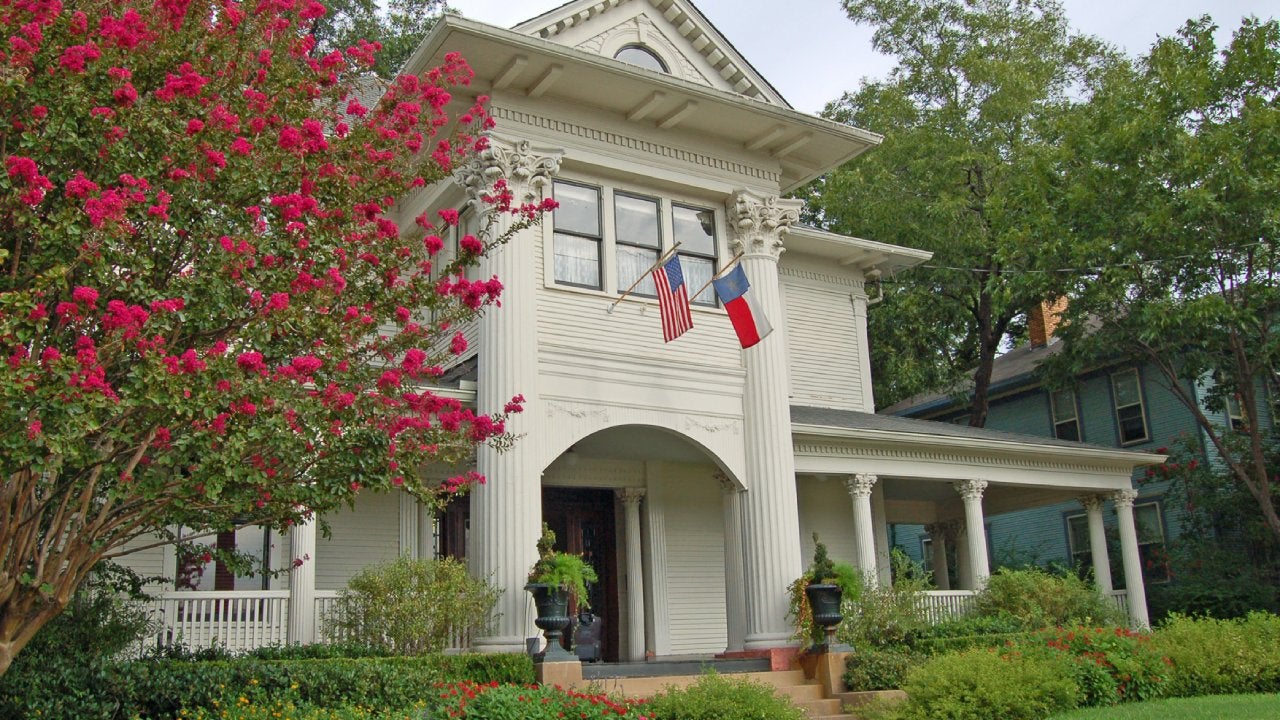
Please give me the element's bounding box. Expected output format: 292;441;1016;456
455;136;562;206
1078;494;1105;513
616;487;647;506
954;479;988;502
725;190;803;259
843;473;877;499
1111;488;1139;509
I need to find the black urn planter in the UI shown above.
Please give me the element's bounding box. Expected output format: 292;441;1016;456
525;583;575;662
805;583;844;648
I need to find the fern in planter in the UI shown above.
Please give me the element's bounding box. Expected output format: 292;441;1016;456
527;523;598;607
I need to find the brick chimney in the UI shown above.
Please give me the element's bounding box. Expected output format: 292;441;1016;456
1028;297;1068;347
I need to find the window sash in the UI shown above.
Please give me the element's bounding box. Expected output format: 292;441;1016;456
552;181;602;289
1111;370;1149;444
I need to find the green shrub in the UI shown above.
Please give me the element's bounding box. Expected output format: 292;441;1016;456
183;699;432;719
242;641;395;661
914;631;1034;655
919;612;1025;639
1031;626;1169;705
643;672;808;720
891;647;1080;720
330;556;499;654
1150;612;1280;697
843;646;925;691
0;563;156;720
838;550;932;650
973;568;1124;630
427;682;643;719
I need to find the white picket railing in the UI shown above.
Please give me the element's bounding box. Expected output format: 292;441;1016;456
1106;589;1129;616
148;590;289;652
918;590;977;623
314;590;343;643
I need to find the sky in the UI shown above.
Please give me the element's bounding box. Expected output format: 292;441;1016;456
448;0;1275;114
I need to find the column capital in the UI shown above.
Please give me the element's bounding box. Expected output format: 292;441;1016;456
954;479;988;501
1111;488;1139;509
455;135;562;206
725;190;803;259
616;487;647;506
843;473;877;499
1078;494;1106;512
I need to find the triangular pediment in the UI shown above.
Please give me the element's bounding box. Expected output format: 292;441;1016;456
512;0;788;107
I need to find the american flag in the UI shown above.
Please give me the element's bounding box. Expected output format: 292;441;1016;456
653;254;693;342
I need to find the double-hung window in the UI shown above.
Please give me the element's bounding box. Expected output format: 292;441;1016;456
672;204;716;306
552;181;603;289
1111;369;1149;444
614;192;661;297
1065;513;1092;576
1050;388;1081;441
1134;501;1169;583
1226;394;1246;431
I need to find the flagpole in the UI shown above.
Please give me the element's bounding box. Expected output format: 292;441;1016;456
608;242;682;314
689;252;744;302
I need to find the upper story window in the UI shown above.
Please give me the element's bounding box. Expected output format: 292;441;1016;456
1110;369;1149;445
552;180;719;307
614;44;668;73
552;181;603;290
1050;388;1081;441
1226;393;1246;431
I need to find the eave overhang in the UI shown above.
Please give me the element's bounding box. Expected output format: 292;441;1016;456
785;225;931;278
403;16;882;193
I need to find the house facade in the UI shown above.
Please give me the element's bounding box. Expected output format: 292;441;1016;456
884;303;1261;595
120;0;1161;661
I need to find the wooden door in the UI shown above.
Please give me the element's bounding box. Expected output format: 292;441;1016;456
542;487;619;662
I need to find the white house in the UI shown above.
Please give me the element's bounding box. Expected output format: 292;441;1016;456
123;0;1160;662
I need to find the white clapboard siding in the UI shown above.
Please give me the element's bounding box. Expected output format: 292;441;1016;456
661;470;728;654
114;534;169;585
782;280;865;411
314;492;401;590
796;476;858;567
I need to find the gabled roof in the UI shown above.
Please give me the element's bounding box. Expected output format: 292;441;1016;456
510;0;789;107
880;339;1064;417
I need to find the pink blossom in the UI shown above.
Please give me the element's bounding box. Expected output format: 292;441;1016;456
449;332;468;355
71;286;100;306
26;421;41;440
236;351;267;374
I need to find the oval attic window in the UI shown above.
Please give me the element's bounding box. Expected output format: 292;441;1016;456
614;44;669;73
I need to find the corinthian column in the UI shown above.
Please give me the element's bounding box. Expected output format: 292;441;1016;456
844;474;879;587
459;137;562;653
726;190;805;649
617;488;647;662
1079;494;1113;593
1112;489;1151;629
954;480;990;589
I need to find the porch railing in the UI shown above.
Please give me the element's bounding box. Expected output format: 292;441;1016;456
148;590;290;652
918;590;976;623
1106;589;1129;615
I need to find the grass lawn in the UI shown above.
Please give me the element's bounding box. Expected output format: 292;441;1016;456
1049;694;1280;720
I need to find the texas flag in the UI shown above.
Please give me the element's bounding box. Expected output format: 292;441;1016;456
712;264;772;349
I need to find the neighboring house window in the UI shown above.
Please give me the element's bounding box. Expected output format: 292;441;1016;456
615;192;661;297
1226;394;1246;431
1050;388;1082;441
672;204;717;306
552;181;603;289
1135;501;1170;583
1065;513;1091;575
614;44;668;73
1111;369;1149;444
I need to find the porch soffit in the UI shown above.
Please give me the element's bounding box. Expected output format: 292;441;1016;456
402;16;881;193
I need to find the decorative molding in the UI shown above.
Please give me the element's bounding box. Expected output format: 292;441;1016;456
954;479;989;502
1078;494;1105;512
544;399;611;423
455;136;562;204
579;15;712;87
843;473;877;498
681;414;742;436
778;265;863;290
489;107;779;184
714;471;743;494
1111;488;1138;509
726;190;803;258
616;487;647;505
792;441;1135;476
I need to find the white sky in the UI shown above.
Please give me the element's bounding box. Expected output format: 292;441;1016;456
448;0;1275;113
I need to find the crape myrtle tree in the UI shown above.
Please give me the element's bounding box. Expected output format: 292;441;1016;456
311;0;451;79
809;0;1112;419
1044;17;1280;544
0;0;551;674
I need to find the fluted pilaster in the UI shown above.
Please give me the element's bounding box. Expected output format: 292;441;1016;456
727;190;805;649
717;473;748;652
618;488;647;662
1079;494;1113;593
1112;489;1150;628
461;136;562;653
954;480;990;589
844;474;879;587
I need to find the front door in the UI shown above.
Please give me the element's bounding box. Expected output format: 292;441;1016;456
542;487;619;662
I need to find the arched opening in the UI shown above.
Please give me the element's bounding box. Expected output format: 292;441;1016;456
614;44;669;73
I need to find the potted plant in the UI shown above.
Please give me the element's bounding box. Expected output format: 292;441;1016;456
525;523;597;661
804;534;844;649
